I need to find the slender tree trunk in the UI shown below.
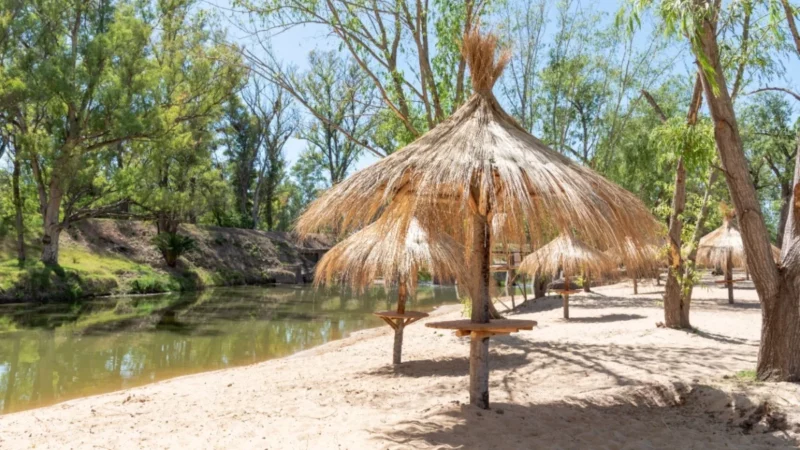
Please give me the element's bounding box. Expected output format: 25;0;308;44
664;157;687;327
633;277;638;295
693;4;800;380
583;271;590;292
468;213;491;409
41;183;64;266
678;168;718;325
777;182;791;248
12;155;26;264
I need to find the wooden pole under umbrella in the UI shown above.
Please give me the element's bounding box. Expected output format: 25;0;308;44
392;281;408;365
726;251;734;304
563;271;570;320
633;277;639;295
468;212;491;409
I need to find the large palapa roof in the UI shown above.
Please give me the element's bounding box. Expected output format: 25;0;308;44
296;31;659;251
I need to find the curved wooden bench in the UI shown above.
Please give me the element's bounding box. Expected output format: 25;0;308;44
426;319;537;338
373;311;429;330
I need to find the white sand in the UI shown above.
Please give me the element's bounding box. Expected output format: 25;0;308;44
2;278;799;449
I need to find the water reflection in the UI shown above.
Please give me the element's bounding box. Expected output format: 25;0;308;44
0;285;459;414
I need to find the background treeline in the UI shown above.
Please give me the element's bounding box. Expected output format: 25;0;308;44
0;0;797;270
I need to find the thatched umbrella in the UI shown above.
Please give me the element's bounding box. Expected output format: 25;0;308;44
611;238;661;295
314;218;463;364
696;212;750;303
297;30;658;409
519;234;615;319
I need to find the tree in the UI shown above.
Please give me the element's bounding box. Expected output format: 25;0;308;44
129;0;243;255
242;81;297;230
294;51;379;185
740;94;798;246
239;0;489;143
627;0;800;380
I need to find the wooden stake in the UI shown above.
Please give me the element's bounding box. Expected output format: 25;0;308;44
726;251;734;304
468;212;491;409
563;272;570;319
393;281;408;364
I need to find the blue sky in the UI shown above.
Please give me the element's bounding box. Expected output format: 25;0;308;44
212;0;800;176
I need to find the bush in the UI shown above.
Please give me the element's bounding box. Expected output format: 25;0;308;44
152;232;196;267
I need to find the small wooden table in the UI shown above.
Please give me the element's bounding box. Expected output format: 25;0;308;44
549;289;582;295
373;311;428;330
714;278;746;285
426;319;537;338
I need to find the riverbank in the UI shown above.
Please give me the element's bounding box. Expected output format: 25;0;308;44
2;278;798;449
0;219;331;302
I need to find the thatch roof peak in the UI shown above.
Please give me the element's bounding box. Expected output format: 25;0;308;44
461;29;510;93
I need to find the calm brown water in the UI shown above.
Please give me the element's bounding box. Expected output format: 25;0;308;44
0;285;459;414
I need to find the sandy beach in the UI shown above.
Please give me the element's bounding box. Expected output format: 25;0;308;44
2;278;799;449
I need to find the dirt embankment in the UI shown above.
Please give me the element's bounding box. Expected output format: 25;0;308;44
0;219;331;302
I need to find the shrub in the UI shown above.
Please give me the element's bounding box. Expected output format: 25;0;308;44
152;232;196;267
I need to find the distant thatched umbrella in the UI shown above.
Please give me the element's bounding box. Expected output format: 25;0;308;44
315;218;463;364
519;234;615;319
297;30;659;409
610;238;661;295
696;214;779;303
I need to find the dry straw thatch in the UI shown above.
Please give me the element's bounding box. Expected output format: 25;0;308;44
519;234;615;279
296;34;659;254
610;237;662;278
314;218;464;293
296;28;659;409
696;217;747;269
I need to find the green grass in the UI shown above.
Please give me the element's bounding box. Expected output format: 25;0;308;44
734;369;758;382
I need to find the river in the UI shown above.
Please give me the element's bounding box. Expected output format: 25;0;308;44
0;284;462;414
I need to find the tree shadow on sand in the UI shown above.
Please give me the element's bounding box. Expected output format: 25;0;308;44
373;384;798;449
564;313;646;323
364;352;530;378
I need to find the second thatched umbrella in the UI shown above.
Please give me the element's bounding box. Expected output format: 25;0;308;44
297;30;658;409
611;238;661;295
315;218;463;365
697;213;748;304
519;234;615;319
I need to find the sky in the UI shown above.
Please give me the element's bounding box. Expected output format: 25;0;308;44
210;0;800;178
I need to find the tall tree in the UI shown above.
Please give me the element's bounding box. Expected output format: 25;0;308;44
627;0;800;380
242;80;297;230
294;51;379;185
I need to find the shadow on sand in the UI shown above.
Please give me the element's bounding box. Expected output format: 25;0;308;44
374;384;797;449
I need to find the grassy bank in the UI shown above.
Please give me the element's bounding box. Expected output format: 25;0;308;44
0;219;330;303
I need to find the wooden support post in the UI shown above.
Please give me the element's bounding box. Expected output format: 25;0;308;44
468;212;491;409
726;252;734;304
633;277;638;295
521;273;528;301
563;272;570;320
393;282;408;365
583;271;591;293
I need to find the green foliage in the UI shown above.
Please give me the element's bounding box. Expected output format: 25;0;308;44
734;369;758;382
152;233;196;268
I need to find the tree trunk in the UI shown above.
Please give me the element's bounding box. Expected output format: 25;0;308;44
468;213;491;409
777;182;791;248
633;278;638;295
693;4;799;380
533;273;547;299
12;155;26;264
583;272;591;292
40;183;64;266
664;157;688;328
